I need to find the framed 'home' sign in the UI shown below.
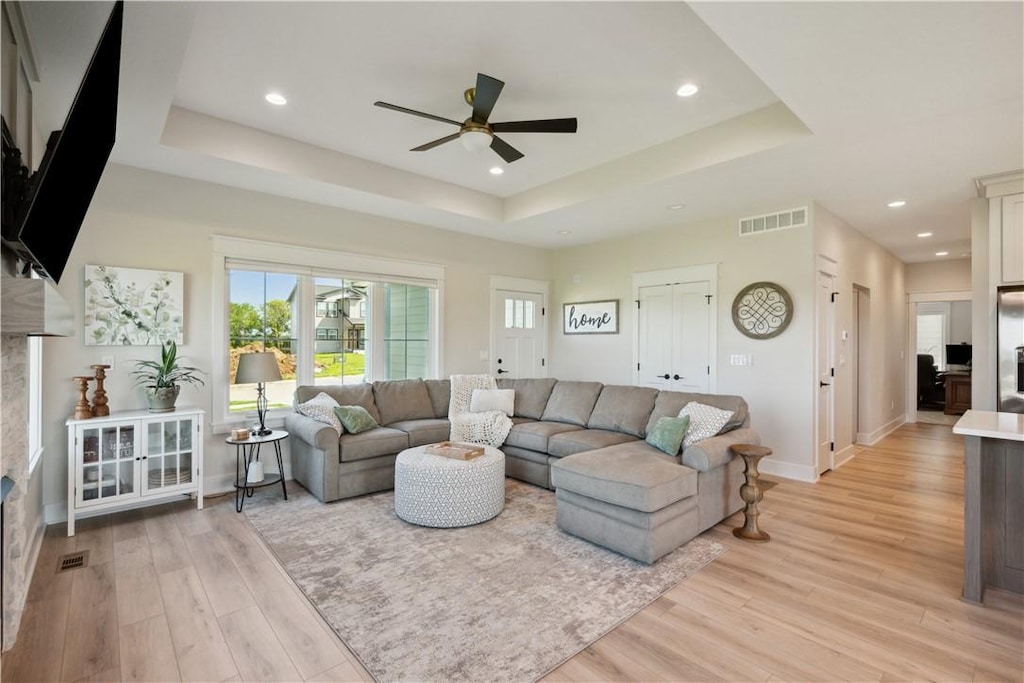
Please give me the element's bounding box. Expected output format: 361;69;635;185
563;300;618;334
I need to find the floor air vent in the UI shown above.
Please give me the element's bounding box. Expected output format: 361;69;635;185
739;206;807;236
56;550;89;573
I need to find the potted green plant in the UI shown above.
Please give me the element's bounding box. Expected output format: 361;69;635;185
133;341;205;412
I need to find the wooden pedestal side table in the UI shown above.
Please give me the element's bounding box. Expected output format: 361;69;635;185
730;443;772;542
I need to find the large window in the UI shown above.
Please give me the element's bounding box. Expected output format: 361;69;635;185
228;270;298;413
384;283;431;379
916;302;950;369
212;237;443;431
313;277;369;386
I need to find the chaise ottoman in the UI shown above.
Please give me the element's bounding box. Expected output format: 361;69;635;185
550;443;699;563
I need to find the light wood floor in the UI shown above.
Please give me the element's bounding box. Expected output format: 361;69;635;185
3;423;1022;682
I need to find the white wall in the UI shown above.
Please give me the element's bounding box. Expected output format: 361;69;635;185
549;207;818;480
39;164;551;519
905;258;971;293
813;203;907;450
950;301;972;344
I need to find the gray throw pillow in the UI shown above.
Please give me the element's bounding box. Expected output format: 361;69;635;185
645;415;690;455
334;405;379;434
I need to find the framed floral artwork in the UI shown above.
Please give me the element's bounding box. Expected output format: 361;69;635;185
84;265;184;345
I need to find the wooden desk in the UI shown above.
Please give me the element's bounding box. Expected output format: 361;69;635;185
943;372;972;415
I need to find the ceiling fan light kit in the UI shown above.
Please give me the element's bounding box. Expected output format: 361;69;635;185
374;73;578;164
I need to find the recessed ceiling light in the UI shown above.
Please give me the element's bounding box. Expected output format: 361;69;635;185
935;251;949;256
265;92;287;106
489;167;504;175
887;200;906;208
917;232;933;238
667;204;686;210
676;83;700;97
557;230;572;235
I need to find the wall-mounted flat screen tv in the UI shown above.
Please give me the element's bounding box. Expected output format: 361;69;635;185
5;1;122;284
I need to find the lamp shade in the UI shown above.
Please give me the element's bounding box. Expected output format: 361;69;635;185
234;352;282;384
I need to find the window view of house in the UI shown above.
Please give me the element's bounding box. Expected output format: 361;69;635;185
312;277;368;386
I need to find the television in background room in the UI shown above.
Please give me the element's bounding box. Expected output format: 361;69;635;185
0;1;122;284
946;343;972;369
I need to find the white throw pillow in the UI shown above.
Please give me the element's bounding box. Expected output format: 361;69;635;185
678;401;734;447
296;392;344;434
470;388;515;417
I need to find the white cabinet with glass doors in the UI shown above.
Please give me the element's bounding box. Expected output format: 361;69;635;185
66;408;204;536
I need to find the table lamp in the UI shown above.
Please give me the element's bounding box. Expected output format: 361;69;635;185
234;352;282;436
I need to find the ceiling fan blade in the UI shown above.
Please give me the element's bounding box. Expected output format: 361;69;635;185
411;132;461;152
374;101;462;127
490;135;524;163
491;118;578;134
471;73;504;124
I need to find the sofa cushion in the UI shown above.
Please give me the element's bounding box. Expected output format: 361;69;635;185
679;401;735;446
296;384;380;424
424;379;451;419
338;427;409;462
505;421;583;452
548;429;639;458
646;415;691;455
541;381;603;426
646;391;748;436
295;392;343;434
551;447;697;513
388;418;450;447
470;388;515;416
373;379;434;425
497;378;558;419
587;385;659;437
334;405;379;434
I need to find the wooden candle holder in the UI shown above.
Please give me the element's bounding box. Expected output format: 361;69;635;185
90;364;111;417
72;377;94;420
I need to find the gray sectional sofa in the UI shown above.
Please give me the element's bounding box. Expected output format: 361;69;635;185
284;377;760;563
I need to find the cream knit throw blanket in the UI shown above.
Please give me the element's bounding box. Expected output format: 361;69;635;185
448;374;513;448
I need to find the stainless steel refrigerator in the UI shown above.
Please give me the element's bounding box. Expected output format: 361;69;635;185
997;285;1024;413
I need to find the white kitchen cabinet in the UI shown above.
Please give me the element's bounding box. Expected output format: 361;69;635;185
65;407;204;535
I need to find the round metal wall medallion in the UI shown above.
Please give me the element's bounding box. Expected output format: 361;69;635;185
731;282;793;339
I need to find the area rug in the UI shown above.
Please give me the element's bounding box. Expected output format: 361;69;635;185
243;480;725;683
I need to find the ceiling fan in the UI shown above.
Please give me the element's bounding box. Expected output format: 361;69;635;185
374;73;578;164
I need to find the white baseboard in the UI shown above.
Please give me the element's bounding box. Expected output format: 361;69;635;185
857;414;907;446
44;477;282;525
759;458;818;483
833;444;856;469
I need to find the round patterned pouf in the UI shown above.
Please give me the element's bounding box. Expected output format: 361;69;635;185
394;444;505;528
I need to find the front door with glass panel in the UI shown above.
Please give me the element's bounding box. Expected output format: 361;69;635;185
493;290;545;378
77;423;136;507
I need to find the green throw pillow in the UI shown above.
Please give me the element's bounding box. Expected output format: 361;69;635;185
333;405;379;434
645;415;691;456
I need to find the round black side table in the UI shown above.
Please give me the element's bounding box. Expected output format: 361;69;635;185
226;430;288;512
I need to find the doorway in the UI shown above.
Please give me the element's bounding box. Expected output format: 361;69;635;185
852;286;870;443
912;297;972;425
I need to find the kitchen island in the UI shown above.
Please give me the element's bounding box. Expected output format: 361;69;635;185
953;410;1024;603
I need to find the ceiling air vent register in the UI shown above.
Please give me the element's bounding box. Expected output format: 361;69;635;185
739;207;808;236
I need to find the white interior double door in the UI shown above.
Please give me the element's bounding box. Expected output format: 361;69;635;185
634;266;716;393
